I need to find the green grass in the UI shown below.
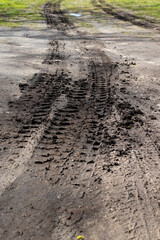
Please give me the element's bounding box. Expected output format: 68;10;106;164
61;0;94;12
103;0;160;22
0;0;51;26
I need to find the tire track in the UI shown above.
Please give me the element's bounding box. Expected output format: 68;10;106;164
101;101;160;240
91;0;160;30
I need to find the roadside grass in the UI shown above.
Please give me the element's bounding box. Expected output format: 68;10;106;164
103;0;160;23
0;0;50;26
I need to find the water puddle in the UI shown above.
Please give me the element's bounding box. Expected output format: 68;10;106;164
68;13;82;17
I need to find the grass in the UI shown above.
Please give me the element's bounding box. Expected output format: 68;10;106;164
103;0;160;22
61;0;94;12
0;0;50;26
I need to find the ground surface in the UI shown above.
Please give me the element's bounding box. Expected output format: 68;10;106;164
0;3;160;240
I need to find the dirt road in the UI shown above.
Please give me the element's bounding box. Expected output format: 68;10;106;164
0;3;160;240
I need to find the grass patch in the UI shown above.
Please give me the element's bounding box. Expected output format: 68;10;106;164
103;0;160;22
79;21;93;28
61;0;94;12
0;0;51;26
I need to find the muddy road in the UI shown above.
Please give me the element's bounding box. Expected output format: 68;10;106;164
0;3;160;240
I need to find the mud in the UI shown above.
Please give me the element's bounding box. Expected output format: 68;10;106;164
0;3;160;240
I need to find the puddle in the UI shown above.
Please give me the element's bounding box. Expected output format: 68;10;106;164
68;13;82;17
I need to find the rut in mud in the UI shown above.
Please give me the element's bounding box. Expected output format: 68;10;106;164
0;4;160;240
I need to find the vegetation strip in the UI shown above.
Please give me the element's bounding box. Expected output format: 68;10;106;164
0;0;160;27
0;0;50;26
